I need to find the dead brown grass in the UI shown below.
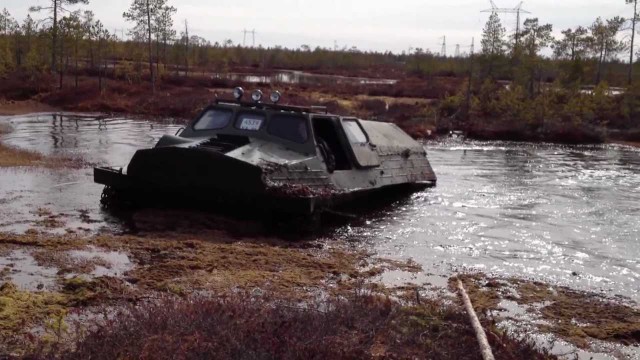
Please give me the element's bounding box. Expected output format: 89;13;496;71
0;99;58;116
508;279;640;348
0;143;45;167
454;274;640;348
0;135;86;169
91;231;371;299
0;227;426;355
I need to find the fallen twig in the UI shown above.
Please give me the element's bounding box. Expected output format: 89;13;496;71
456;278;495;360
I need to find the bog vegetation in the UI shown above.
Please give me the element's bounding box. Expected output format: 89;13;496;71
2;1;640;141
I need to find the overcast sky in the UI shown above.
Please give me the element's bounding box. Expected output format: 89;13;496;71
1;0;633;54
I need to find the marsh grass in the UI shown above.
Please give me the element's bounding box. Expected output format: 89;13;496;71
25;292;556;360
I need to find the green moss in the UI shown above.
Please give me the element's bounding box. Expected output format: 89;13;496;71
0;282;68;353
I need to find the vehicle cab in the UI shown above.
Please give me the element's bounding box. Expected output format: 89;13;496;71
175;87;381;173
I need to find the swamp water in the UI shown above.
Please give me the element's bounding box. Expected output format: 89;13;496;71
1;114;639;301
1;114;640;359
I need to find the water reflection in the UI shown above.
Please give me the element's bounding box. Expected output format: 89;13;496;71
0;113;182;234
211;70;397;86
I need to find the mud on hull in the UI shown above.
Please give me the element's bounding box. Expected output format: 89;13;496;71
95;166;433;216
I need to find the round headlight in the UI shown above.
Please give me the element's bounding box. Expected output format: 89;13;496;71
233;87;244;100
251;89;263;102
270;91;281;104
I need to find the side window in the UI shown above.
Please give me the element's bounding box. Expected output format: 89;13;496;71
268;114;309;144
235;112;266;131
193;108;233;130
342;120;368;144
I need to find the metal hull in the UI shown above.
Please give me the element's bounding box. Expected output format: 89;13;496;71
95;154;434;216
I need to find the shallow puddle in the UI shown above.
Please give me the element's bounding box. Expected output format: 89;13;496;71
68;246;134;277
0;249;58;291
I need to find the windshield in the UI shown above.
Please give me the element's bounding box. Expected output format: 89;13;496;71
267;114;309;144
193;108;233;131
342;120;368;143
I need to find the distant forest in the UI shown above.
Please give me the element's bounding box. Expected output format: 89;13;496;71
2;1;640;144
0;0;639;88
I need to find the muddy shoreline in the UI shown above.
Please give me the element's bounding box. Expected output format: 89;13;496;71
0;100;60;117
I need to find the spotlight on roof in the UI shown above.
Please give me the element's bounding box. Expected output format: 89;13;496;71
270;91;281;104
251;89;263;103
233;87;244;101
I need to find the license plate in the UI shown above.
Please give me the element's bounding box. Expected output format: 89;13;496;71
239;118;263;131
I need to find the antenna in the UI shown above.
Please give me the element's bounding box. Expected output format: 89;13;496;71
481;1;531;48
455;44;461;57
440;36;447;57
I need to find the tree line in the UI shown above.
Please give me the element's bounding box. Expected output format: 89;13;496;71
435;0;640;141
0;0;639;93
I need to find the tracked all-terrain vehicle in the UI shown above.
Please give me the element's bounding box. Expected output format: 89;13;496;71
94;88;436;216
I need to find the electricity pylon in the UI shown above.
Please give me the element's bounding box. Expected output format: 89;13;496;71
481;1;531;48
440;36;447;57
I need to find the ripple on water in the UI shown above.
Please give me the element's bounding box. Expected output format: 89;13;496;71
338;139;640;301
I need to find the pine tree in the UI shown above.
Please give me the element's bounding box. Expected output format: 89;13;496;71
481;12;506;57
626;0;638;84
155;5;176;74
124;0;174;92
553;27;589;61
519;18;554;96
480;12;506;77
0;9;18;75
29;0;89;72
590;16;626;84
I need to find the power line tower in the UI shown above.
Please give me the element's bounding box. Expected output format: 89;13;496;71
455;44;460;57
243;29;257;47
440;36;447;57
481;1;531;48
113;28;125;40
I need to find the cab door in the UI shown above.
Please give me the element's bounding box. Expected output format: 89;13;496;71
341;118;380;168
